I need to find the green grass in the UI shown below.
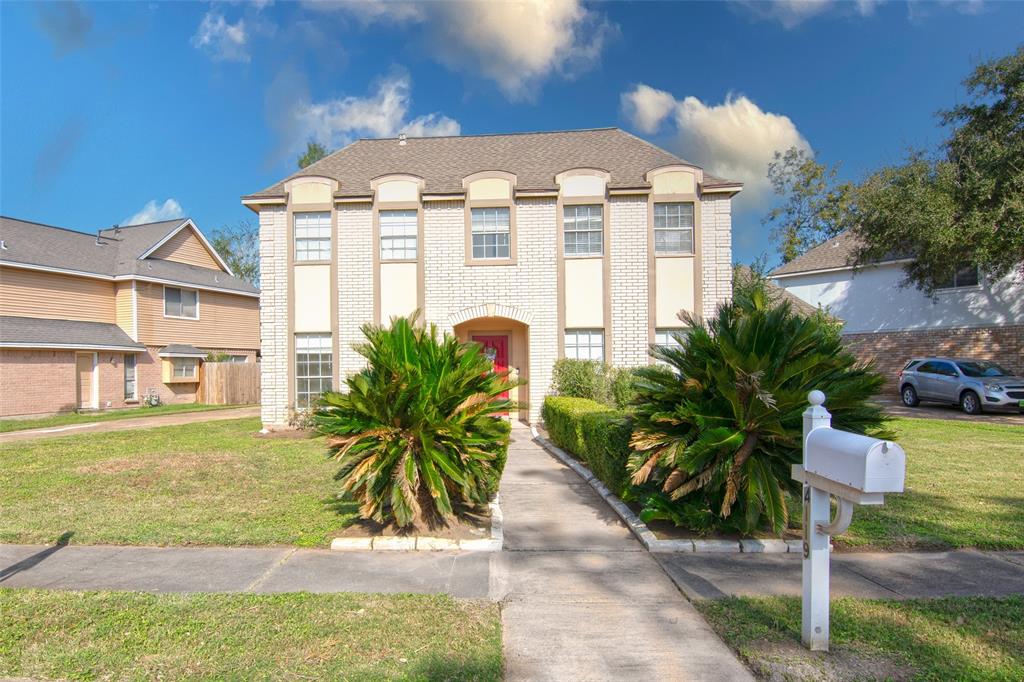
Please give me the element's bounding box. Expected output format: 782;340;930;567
0;417;357;547
0;588;502;681
0;402;251;433
838;418;1024;551
696;595;1024;681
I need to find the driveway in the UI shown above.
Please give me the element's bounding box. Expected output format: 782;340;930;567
878;398;1024;425
0;406;260;444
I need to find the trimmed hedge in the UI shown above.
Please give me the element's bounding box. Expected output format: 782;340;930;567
542;396;633;495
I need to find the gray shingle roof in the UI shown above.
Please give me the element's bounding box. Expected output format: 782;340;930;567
157;344;206;357
0;217;258;295
0;316;145;350
770;230;909;277
245;128;741;199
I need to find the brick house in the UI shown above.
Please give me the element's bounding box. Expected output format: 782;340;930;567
0;216;260;417
770;230;1024;389
243;128;742;427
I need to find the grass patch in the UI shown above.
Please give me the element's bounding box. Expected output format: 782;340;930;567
840;418;1024;550
0;417;356;547
0;588;501;681
0;403;250;433
696;595;1024;681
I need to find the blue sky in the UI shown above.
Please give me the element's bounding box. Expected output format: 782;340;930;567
2;0;1020;266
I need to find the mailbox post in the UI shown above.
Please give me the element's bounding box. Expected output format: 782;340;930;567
793;390;906;652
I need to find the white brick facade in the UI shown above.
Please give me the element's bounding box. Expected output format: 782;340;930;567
258;206;288;426
258;188;735;429
701;196;734;320
609;197;650;367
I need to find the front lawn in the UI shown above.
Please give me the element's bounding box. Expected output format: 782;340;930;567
0;418;355;547
841;418;1024;550
0;588;502;681
697;595;1024;681
0;402;250;433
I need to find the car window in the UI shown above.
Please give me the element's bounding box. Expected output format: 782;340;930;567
935;362;958;377
916;362;938;374
956;361;1011;378
902;360;922;371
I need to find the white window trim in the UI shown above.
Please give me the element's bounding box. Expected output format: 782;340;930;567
469;206;513;262
293;211;333;263
564;328;605;362
172;357;198;379
563;204;604;258
653;202;695;255
163;285;200;320
124;354;137;401
295;333;333;409
378;209;419;262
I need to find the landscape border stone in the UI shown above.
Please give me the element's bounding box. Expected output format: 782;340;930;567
532;427;803;555
329;497;503;552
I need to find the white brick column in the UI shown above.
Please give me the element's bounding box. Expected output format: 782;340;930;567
258;206;288;427
700;195;734;320
609;197;650;367
337;204;374;382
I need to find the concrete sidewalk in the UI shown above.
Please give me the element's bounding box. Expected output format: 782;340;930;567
658;549;1024;601
0;406;259;443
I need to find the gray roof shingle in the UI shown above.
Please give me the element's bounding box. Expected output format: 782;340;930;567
245;128;741;199
0;217;258;295
0;316;145;350
157;344;206;357
770;230;908;277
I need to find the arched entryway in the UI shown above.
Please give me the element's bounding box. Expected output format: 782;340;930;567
452;307;530;423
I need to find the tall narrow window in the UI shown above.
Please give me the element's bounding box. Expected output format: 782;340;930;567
379;209;418;260
164;287;198;318
564;329;605;361
295;333;332;409
294;211;332;262
563;205;603;256
124;354;137;400
471;207;511;260
653;202;694;254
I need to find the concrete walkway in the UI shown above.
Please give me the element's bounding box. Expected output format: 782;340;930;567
492;425;753;681
0;406;259;443
659;549;1024;601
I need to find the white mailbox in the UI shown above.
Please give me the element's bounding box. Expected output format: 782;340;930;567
793;390;906;653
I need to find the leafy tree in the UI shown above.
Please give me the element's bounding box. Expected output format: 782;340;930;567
851;47;1024;293
210;220;259;285
763;147;853;263
314;316;516;529
297;140;328;169
627;280;888;535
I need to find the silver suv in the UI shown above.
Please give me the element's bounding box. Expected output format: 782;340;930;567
898;358;1024;415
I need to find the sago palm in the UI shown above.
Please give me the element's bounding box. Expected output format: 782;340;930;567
628;285;889;535
314;315;517;529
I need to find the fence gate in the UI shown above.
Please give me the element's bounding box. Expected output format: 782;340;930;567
199;362;260;405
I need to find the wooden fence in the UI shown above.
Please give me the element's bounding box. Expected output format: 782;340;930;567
199;362;260;405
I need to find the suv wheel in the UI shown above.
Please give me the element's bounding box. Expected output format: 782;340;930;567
960;390;982;415
901;385;919;407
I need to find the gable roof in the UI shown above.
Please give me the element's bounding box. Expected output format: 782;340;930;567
0;316;146;352
245;127;741;200
0;216;258;295
770;231;910;278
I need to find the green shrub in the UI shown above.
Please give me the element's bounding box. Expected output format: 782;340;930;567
550;359;611;404
314;316;517;529
628;281;889;536
542;396;633;495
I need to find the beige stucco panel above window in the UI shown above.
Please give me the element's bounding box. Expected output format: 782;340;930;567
379;261;418;322
294;264;332;332
656;257;696;326
564;257;604;327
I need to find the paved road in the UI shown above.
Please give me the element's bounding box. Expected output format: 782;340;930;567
879;398;1024;425
0;406;260;444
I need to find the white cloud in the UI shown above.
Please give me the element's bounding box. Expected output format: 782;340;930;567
191;12;249;62
270;69;460;159
621;84;810;207
733;0;880;28
306;0;615;100
123;199;185;226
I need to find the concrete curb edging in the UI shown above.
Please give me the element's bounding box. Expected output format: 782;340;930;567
531;427;801;555
330;497;504;552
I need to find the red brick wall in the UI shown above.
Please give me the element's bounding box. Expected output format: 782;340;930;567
843;325;1024;394
0;349;138;417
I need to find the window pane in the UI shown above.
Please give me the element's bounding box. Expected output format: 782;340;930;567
563;205;603;256
295;333;333;409
380;210;418;260
180;290;198;318
955;265;979;287
564;329;604;361
164;287;181;316
294;212;331;261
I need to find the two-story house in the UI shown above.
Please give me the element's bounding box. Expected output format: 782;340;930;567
0;216;260;417
243;128;741;427
770;230;1024;388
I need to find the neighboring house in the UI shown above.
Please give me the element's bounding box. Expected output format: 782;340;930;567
243;127;742;427
770;230;1024;387
0;216;260;417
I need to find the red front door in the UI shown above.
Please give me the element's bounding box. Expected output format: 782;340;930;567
472;335;510;401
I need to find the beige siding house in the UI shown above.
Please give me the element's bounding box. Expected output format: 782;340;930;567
244;128;741;427
0;217;260;417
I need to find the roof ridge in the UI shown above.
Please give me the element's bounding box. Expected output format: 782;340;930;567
358;126;620;142
101;217;188;231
